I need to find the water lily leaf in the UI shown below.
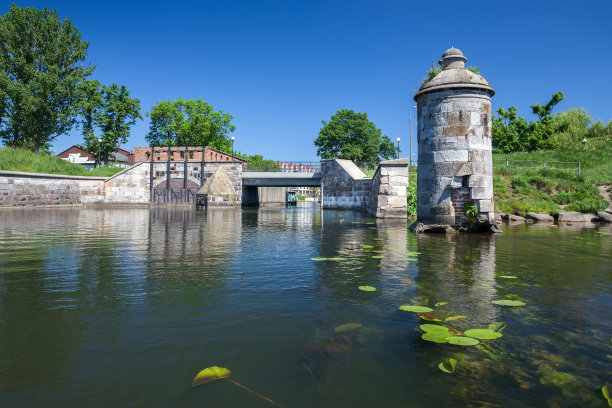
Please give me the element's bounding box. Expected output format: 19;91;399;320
445;336;480;346
438;358;457;373
358;286;376;292
361;245;373;249
371;255;384;259
192;366;231;386
434;302;448;307
311;257;327;261
444;315;467;322
398;278;415;284
406;257;418;261
406;251;421;256
422;331;450;343
373;250;387;253
399;305;433;313
598;384;612;407
464;329;503;340
337;250;350;254
418;312;442;322
334;323;362;332
499;275;518;279
420;324;450;333
492;299;526;307
326;257;346;261
488;322;506;332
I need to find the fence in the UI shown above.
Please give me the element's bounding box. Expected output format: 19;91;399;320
245;161;320;173
492;159;581;176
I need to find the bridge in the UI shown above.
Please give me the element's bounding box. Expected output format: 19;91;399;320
242;171;321;187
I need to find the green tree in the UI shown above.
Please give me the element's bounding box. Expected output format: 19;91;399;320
492;92;564;152
145;98;235;151
76;82;141;163
0;5;94;150
550;108;612;150
314;109;395;164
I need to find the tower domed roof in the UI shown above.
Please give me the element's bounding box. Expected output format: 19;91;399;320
441;47;463;58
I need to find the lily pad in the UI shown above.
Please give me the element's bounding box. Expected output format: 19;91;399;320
445;336;480;346
492;299;527;307
499;275;518;279
399;305;433;313
422;331;450;343
406;257;418;262
337;250;350;254
358;286;376;292
420;324;449;333
311;257;327;261
361;245;373;249
192;366;231;386
418;312;442;322
598;384;612;407
334;322;363;332
438;358;457;373
326;257;346;261
434;302;448;307
371;255;384;259
406;251;421;256
464;329;503;340
444;315;467;322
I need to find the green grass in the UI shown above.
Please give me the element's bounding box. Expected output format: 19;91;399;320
491;141;611;214
0;147;123;177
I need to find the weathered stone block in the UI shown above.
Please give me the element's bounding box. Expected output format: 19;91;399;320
433;150;468;162
468;175;492;188
476;199;494;212
468;150;485;162
470;187;493;200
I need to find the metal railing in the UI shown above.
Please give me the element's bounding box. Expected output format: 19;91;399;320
245;161;320;173
492;159;581;176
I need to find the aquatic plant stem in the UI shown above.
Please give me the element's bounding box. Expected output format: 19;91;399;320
302;363;324;397
225;378;286;408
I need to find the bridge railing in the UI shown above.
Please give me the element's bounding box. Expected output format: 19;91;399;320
245;161;321;173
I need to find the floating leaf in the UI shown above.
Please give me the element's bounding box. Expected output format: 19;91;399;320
422;331;450;343
499;275;518;279
373;250;387;253
434;302;448;307
438;358;457;373
337;250;350;254
371;255;384;259
464;329;503;340
406;257;418;262
406;251;421;256
492;299;526;307
488;322;506;332
361;245;373;249
311;257;327;261
334;323;362;332
358;286;376;292
192;366;231;386
420;324;449;333
399;305;433;313
444;315;467;322
326;257;346;261
445;336;480;346
598;384;612;407
418;312;442;322
398;278;415;284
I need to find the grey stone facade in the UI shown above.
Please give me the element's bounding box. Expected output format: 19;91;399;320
414;48;495;226
0;171;105;207
368;159;409;218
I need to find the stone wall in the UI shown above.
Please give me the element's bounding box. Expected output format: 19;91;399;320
369;160;409;218
0;171;105;207
321;159;372;210
416;89;494;225
104;163;150;204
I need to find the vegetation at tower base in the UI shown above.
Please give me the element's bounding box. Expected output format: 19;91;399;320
76;80;142;164
314;109;395;166
0;147;122;176
145;98;235;151
0;5;94;151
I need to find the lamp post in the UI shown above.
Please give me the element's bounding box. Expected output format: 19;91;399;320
396;137;401;159
231;136;235;157
409;105;417;167
582;138;587;151
97;138;102;166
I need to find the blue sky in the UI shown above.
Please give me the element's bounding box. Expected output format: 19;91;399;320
9;0;612;160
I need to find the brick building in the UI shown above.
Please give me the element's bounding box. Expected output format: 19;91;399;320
57;145;136;170
133;146;246;167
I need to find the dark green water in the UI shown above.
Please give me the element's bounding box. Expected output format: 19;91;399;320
0;206;610;408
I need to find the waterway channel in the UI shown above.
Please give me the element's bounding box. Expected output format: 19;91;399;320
0;205;610;407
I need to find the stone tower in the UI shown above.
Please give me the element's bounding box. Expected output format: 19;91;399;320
414;47;495;227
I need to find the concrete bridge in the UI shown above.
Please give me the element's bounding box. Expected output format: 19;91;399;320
242;171;321;187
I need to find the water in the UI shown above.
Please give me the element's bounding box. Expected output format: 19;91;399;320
0;205;610;408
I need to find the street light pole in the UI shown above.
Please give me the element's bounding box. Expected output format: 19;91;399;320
231;136;235;156
409;105;417;167
98;138;102;167
396;137;401;159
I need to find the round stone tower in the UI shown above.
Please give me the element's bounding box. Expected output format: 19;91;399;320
414;47;495;227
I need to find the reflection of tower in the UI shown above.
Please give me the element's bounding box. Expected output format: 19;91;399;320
414;48;495;226
415;234;498;327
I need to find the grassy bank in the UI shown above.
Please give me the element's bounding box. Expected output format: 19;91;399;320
0;147;123;177
492;141;611;214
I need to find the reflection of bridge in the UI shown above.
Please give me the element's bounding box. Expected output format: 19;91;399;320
242;171;321;187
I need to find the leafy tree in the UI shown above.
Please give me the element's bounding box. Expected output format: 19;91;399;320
550;108;612;150
492;92;564;152
314;109;395;164
76;81;141;163
145;98;235;151
0;5;94;150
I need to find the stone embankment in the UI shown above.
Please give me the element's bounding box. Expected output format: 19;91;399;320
500;211;612;224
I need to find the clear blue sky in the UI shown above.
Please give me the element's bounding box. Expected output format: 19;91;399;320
10;0;612;160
